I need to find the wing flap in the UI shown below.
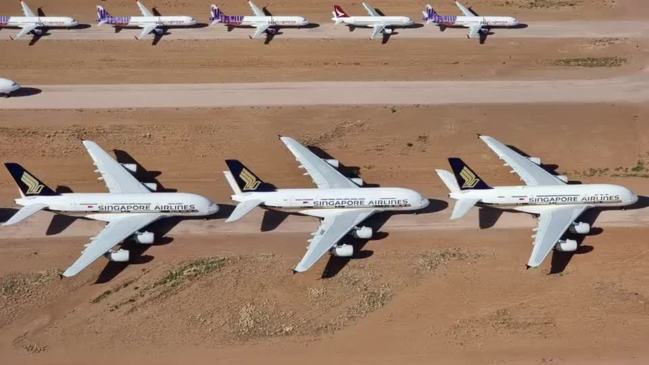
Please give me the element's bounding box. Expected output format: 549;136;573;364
62;213;160;277
528;206;586;268
280;136;358;189
294;209;375;272
83;140;150;194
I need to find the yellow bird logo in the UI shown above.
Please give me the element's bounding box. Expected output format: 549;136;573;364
459;167;480;189
239;168;261;191
21;172;44;195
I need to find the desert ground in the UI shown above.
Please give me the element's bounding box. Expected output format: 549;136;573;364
1;0;648;364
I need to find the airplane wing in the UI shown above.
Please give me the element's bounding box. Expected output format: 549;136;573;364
11;24;37;40
62;213;160;277
21;1;36;17
294;209;375;272
362;2;380;16
83;140;151;194
370;24;386;39
479;135;566;186
136;1;154;17
528;206;587;268
251;23;269;39
248;1;265;16
455;1;478;16
467;24;483;39
280;136;359;189
136;24;157;40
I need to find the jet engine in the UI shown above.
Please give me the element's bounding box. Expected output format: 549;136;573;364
556;175;569;183
134;231;154;244
570;222;591;234
330;244;354;257
528;157;541;165
383;28;393;34
351;226;372;239
120;163;137;173
555;239;577;252
325;159;340;168
351;177;364;186
105;249;129;262
153;28;164;35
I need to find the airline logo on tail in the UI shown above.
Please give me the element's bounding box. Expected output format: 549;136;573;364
459;167;480;189
333;5;349;18
0;16;9;26
240;168;261;191
21;172;44;195
423;5;456;24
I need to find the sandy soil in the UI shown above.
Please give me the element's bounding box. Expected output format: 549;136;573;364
0;0;647;23
0;104;648;363
1;38;645;84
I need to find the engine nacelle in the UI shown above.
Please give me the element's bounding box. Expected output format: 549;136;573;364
325;159;340;168
528;157;542;165
556;175;569;183
570;222;591;235
134;231;154;244
351;177;364;186
105;249;129;262
144;182;158;191
330;244;354;257
153;28;164;35
383;28;393;34
120;163;137;173
351;226;373;239
555;239;577;252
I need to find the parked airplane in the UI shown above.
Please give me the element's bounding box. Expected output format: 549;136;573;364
331;3;414;40
0;78;20;97
223;136;429;273
97;1;197;40
422;2;518;39
3;140;219;277
209;1;308;40
0;1;77;40
436;135;638;268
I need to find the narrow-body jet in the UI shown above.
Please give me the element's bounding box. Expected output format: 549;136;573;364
331;3;414;40
423;2;518;40
0;1;77;40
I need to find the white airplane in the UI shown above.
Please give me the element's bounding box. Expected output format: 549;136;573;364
223;136;429;273
96;1;197;40
422;2;519;39
3;140;219;277
209;2;309;40
331;3;414;40
0;78;21;97
436;135;638;268
0;1;78;40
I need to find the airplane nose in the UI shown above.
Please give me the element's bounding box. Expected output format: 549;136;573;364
629;191;639;205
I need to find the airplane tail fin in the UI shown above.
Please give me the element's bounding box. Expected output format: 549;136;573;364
332;5;349;21
224;160;274;194
209;4;223;24
422;4;438;21
96;5;110;25
448;158;491;190
4;163;57;198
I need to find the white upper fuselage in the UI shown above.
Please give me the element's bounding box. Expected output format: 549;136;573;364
0;78;20;94
233;16;308;27
105;16;196;27
15;192;218;217
451;184;637;214
429;15;518;28
1;16;78;28
234;187;428;214
333;16;413;28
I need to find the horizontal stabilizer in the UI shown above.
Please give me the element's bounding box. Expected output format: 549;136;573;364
3;203;47;226
226;199;263;223
450;198;479;220
435;169;460;193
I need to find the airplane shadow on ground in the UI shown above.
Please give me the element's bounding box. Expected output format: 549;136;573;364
0;208;18;223
9;87;42;97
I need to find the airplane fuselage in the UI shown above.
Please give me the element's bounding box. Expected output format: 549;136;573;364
15;192;218;216
333;16;414;28
450;184;637;214
234;187;429;213
427;15;518;28
217;15;308;27
102;16;196;28
0;16;78;28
